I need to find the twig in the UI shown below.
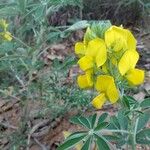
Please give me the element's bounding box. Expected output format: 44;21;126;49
27;120;50;150
33;138;48;150
0;122;18;130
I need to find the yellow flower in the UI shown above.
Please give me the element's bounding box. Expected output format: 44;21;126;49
77;55;94;71
0;19;12;41
105;26;137;52
118;50;139;76
0;19;8;31
118;50;144;85
92;93;106;109
92;75;119;109
77;38;107;71
3;31;12;41
77;70;93;89
75;42;86;56
126;69;144;85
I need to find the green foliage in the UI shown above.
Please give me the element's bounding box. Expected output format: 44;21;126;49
59;96;150;149
58;113;111;150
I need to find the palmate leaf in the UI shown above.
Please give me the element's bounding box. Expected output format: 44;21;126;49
94;134;110;150
57;132;87;150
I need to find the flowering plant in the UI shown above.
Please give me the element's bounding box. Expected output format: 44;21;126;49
58;22;149;150
76;25;144;109
0;19;12;42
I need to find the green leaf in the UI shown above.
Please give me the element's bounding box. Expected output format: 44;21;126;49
137;113;150;131
122;96;130;109
70;116;91;129
140;98;150;109
94;134;110;150
110;116;120;129
94;122;109;131
66;20;89;31
58;134;87;150
88;114;97;128
67;131;87;140
123;96;138;108
136;128;150;145
90;20;112;38
117;110;128;130
81;136;91;150
98;113;108;123
79;116;91;129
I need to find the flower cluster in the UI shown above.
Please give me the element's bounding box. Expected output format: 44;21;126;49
0;19;12;41
75;25;144;109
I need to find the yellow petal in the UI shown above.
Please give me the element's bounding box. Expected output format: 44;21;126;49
75;42;86;56
86;38;106;59
106;82;119;103
118;50;139;75
126;69;144;85
77;71;93;89
92;93;107;109
105;26;127;51
0;19;8;31
3;32;12;41
125;29;137;50
95;42;107;67
78;55;93;71
95;75;114;92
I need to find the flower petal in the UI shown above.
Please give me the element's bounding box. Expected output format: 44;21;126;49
92;93;106;109
126;29;137;50
106;82;119;103
77;70;93;88
78;55;94;71
86;38;106;58
3;31;12;41
75;42;86;56
105;26;127;51
118;50;139;75
126;69;144;85
96;42;107;67
95;75;114;92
